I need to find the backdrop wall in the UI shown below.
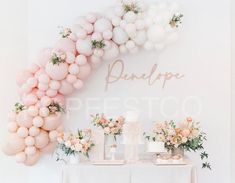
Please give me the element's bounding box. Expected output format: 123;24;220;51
0;0;233;183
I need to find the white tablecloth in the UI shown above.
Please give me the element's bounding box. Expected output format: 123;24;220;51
62;161;197;183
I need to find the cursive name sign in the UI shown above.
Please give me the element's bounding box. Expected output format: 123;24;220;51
105;59;184;91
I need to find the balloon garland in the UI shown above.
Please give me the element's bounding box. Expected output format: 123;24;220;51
1;0;183;166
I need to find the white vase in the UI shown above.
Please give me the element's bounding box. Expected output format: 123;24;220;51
104;135;116;159
68;154;79;164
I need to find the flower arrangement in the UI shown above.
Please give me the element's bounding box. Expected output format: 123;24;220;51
48;102;65;114
58;26;72;38
91;40;106;49
56;129;94;161
169;14;183;28
145;117;211;169
91;114;125;140
14;102;26;113
50;50;66;65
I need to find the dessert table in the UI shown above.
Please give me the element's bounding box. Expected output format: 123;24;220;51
61;160;197;183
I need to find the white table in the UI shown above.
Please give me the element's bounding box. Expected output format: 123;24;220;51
61;161;197;183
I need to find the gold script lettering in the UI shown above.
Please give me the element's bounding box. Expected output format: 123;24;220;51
105;59;184;91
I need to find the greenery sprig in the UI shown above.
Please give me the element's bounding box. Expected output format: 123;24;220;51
169;14;183;28
51;51;66;65
91;40;106;49
58;26;72;38
14;103;26;113
123;3;139;14
48;102;65;114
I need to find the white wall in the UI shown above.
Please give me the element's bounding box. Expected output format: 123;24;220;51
0;0;233;183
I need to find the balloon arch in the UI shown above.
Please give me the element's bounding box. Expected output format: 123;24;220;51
1;0;183;166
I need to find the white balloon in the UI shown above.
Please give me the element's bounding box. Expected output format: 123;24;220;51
103;30;113;40
75;28;87;39
27;106;39;117
94;18;112;33
114;6;125;17
112;27;129;45
102;41;119;61
91;32;102;41
125;40;136;50
86;13;97;23
119;44;128;53
93;49;104;57
82;23;94;34
135;19;145;30
120;20;127;29
133;30;147;46
75;55;87;66
125;23;137;38
112;16;121;26
147;25;166;43
49;80;61;90
76;37;93;56
124;11;137;23
144;41;154;50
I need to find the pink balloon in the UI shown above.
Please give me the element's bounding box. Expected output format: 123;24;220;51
36;90;45;99
49;130;58;142
34;68;46;79
15;152;27;163
25;146;37;156
16;70;33;87
7;122;18;133
17;127;29;138
54;38;76;54
35;130;50;149
38;74;50;84
73;79;84;90
24;150;40;166
28;63;40;74
23;93;38;106
38;83;49;91
49;80;61;90
27;77;38;88
37;48;52;67
27;106;39;117
21;84;33;94
40;96;52;107
25;136;35;146
66;74;77;84
16;110;33;128
77;63;91;80
1;143;16;156
45;62;69;81
66;52;75;64
40;142;56;154
68;64;80;75
3;133;26;155
56;125;64;133
52;94;65;105
59;80;74;95
33;116;44;127
46;89;57;97
42;113;62;131
39;107;50;117
29;126;40;137
75;55;87;66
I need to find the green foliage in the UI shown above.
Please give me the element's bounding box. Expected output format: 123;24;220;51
91;40;106;49
51;52;65;65
123;3;139;14
14;102;26;113
169;14;183;28
48;102;65;114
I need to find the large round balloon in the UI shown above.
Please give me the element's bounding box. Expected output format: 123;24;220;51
42;113;62;131
16;110;33;128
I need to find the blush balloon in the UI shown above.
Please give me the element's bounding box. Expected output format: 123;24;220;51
27;77;38;88
25;136;35;146
7;122;18;133
28;63;40;74
75;55;87;66
17;127;29;138
49;80;61;90
36;90;45;99
45;62;69;81
68;64;80;75
59;80;74;95
38;83;49;91
66;74;77;84
35;131;50;149
16;70;33;87
73;79;84;90
16;110;33;128
25;146;37;156
32;116;44;127
52;94;65;105
42;113;62;131
29;126;40;137
54;38;76;54
56;125;64;133
77;63;91;80
46;89;58;97
40;142;56;154
40;96;52;107
15;152;27;163
24;150;40;166
49;130;58;142
102;41;119;61
23;93;38;106
38;74;50;84
66;52;75;64
27;106;39;117
39;107;50;117
4;133;26;154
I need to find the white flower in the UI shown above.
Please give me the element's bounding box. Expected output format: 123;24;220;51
75;144;83;151
65;141;71;147
182;137;187;143
80;139;86;145
108;122;114;127
104;127;110;134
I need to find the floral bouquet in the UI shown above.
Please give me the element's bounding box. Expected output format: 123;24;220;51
55;129;94;162
145;117;211;169
91;114;125;140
